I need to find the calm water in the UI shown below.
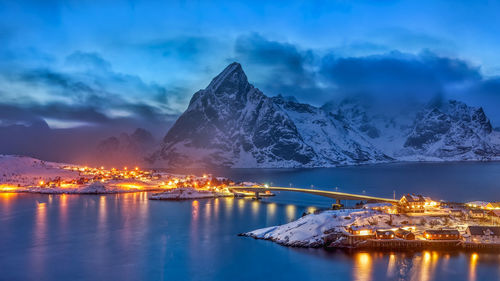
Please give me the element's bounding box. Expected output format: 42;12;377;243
1;163;500;281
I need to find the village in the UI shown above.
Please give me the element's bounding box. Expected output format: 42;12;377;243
322;193;500;250
0;155;267;198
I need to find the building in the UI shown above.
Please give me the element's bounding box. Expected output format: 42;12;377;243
465;226;500;243
347;225;375;236
448;209;465;217
375;230;395;239
399;194;426;212
423;229;460;240
488;210;500;224
395;228;415;240
469;209;486;219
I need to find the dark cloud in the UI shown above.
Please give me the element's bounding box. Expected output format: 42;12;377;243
319;50;481;102
234;34;327;103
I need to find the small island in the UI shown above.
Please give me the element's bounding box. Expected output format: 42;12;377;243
241;195;500;251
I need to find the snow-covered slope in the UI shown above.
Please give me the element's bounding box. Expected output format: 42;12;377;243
149;62;500;168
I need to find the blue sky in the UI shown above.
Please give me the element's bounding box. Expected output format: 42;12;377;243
1;0;500;131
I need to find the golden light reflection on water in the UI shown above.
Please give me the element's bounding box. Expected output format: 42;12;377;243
225;198;234;216
386;253;396;278
353;252;372;281
0;193;18;215
192;200;199;221
205;200;211;221
251;200;259;217
214;198;219;217
31;200;48;276
285;204;296;222
469;253;478;281
267;203;276;217
238;199;245;213
98;196;106;232
59;194;68;228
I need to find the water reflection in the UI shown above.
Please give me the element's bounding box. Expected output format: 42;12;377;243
0;193;18;217
98;195;106;232
59;194;68;232
31;201;48;277
469;253;478;281
353;252;372;281
251;200;259;217
285;204;296;222
386;253;396;278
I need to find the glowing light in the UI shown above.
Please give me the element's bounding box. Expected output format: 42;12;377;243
359;230;372;236
354;253;373;281
0;184;19;192
39;180;44;186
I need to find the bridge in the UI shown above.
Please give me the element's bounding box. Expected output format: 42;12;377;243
228;186;398;204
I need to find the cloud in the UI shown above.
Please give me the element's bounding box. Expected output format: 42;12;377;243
319;50;482;102
234;34;327;103
0;50;182;134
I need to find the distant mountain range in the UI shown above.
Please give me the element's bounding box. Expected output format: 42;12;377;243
148;62;500;168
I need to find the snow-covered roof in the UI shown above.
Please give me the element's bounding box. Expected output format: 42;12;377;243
467;226;500;236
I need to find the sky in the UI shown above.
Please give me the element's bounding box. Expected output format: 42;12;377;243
1;0;500;135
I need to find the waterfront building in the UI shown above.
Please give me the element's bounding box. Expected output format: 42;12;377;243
347;226;375;236
465;226;500;243
488;210;500;224
423;229;460;240
395;228;415;240
399;194;426;212
375;230;395;239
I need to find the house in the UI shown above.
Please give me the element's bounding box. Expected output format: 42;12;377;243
347;225;375;236
423;229;460;240
375;230;395;239
469;209;486;219
465;226;500;243
488;210;500;224
395;228;415;240
448;209;465;217
423;196;440;208
399;194;426;212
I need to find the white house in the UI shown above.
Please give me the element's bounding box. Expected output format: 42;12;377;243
465;226;500;243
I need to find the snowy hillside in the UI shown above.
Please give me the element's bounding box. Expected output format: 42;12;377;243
149;62;500;168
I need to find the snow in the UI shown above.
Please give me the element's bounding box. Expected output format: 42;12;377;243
0;155;79;187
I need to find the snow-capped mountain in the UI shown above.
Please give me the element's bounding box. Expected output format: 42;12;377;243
149;62;500;168
401;100;500;160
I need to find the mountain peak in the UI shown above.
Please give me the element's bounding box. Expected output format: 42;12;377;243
206;62;249;94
